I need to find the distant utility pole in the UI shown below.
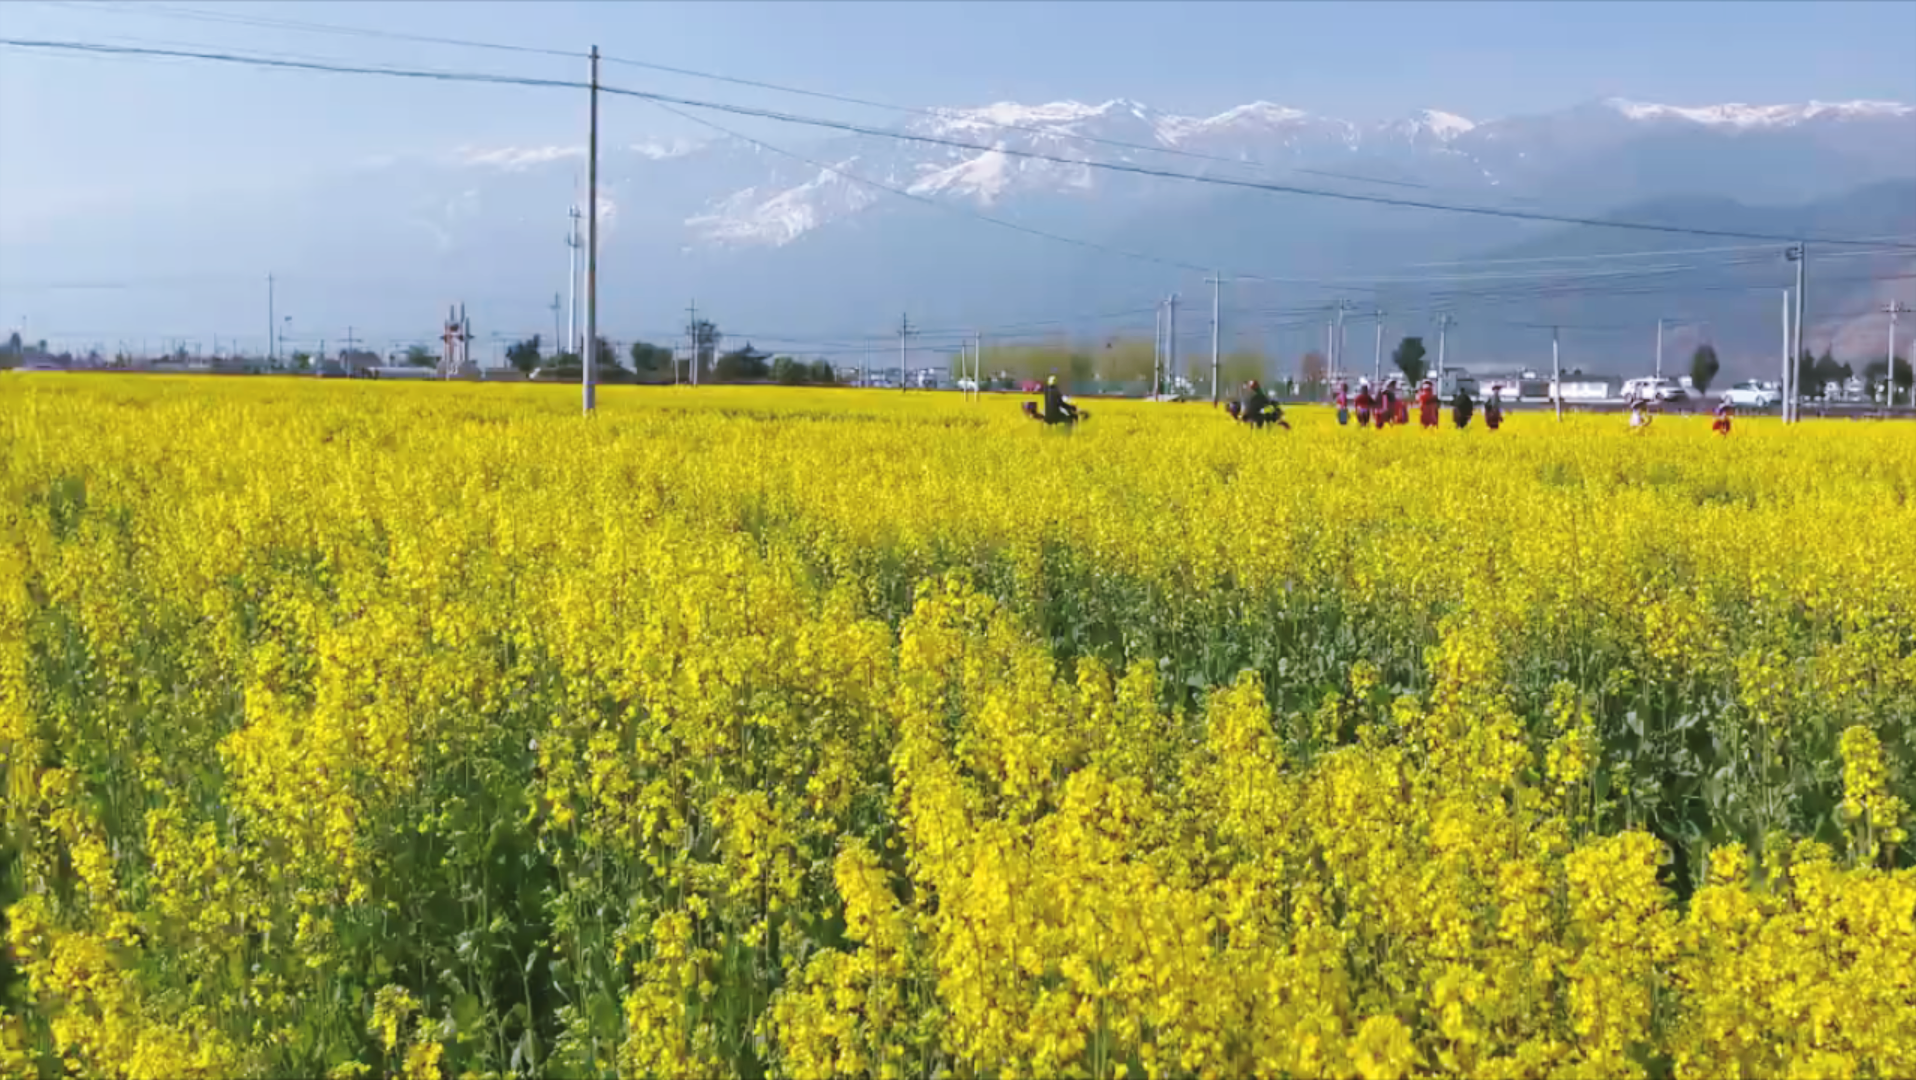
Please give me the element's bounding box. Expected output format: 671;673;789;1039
1157;294;1172;392
1780;289;1792;414
1786;244;1807;424
1334;300;1355;377
1152;301;1163;396
685;300;700;386
1655;317;1664;382
972;331;984;400
1435;313;1455;383
1206;273;1223;404
583;44;600;415
1371;309;1386;387
567;203;583;355
1552;325;1563;422
897;313;916;391
551;294;563;356
267;273;276;366
1888;301;1911;409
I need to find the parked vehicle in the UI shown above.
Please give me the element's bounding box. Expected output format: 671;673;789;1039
1622;377;1688;404
1721;380;1780;409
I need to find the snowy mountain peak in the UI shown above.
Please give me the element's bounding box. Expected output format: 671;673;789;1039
1603;97;1914;127
924;99;1112;132
1205;101;1313;126
1413;109;1477;138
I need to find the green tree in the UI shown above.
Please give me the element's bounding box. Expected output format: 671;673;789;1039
714;346;770;382
630;341;673;378
1864;356;1913;400
1393;337;1428;384
1689;344;1720;394
1796;349;1821;401
772;356;807;385
686;320;722;381
594;337;624;373
506;335;542;374
808;359;836;385
292;351;313;370
404;344;435;368
1812;355;1848;398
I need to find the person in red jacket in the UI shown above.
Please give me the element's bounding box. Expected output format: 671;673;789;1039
1417;380;1440;429
1354;380;1375;427
1335;382;1351;426
1375;380;1395;429
1484;385;1505;431
1712;397;1735;436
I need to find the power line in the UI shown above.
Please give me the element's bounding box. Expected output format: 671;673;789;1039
7;36;1913;252
31;0;580;59
36;0;1437;193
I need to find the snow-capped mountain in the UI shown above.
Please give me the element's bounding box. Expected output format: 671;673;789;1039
438;94;1912;249
6;94;1911;375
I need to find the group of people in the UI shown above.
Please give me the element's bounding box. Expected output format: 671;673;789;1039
1628;398;1738;436
1332;378;1505;432
1027;374;1738;436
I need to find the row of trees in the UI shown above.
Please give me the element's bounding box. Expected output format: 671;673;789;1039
501;326;839;386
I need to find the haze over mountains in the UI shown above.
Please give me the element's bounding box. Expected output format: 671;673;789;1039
4;94;1912;376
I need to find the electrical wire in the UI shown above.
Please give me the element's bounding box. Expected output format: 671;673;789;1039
34;0;1443;193
29;0;580;59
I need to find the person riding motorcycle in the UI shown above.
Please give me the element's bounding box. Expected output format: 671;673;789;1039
1024;375;1082;425
1233;379;1289;429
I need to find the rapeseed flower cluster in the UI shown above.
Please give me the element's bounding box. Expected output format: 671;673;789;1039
2;376;1913;1078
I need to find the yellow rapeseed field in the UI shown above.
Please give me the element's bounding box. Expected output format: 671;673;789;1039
2;374;1913;1079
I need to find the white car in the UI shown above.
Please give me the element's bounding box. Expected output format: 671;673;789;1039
1720;381;1779;409
1622;377;1688;404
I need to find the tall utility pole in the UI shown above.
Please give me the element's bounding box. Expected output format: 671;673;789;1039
551;294;563;357
1888;301;1911;409
685;301;700;387
583;44;600;415
566;204;583;355
267;273;276;366
1552;325;1563;422
1152;301;1164;397
1786;244;1806;424
1206;273;1223;404
1157;292;1172;394
1334;300;1355;377
1654;318;1665;382
973;331;984;400
1372;309;1385;387
1780;289;1792;415
1435;313;1454;384
897;313;916;391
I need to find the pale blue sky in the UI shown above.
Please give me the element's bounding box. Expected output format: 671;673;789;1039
4;0;1913;212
